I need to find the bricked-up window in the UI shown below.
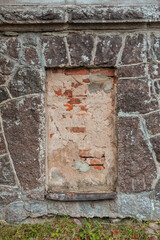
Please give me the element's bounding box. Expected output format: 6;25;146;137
46;68;117;194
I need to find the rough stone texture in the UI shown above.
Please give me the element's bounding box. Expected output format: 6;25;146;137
144;111;160;136
119;194;137;216
9;67;44;97
0;207;4;221
155;180;160;200
0;189;19;205
150;33;160;62
0;87;10;103
5;201;27;223
47;68;116;193
117;64;146;78
94;35;122;67
121;34;146;65
136;195;152;219
24;201;47;217
149;63;160;80
117;79;158;114
154;80;160;96
150;136;160;163
0;6;160;26
23;47;40;65
0;155;16;186
0;7;65;24
0;56;15;75
0;37;20;59
42;36;68;67
118;117;157;193
0;133;7;155
1;96;43;191
0;74;9;86
67;34;94;66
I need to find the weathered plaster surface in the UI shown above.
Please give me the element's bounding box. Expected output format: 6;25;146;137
47;69;116;193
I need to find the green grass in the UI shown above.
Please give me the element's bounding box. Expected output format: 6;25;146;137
0;216;159;240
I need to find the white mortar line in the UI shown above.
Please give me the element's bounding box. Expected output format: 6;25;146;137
115;33;126;67
64;36;71;66
90;35;98;66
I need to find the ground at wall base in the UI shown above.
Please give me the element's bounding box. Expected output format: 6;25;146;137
0;216;160;239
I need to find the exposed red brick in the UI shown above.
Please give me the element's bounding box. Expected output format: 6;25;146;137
64;90;72;97
64;104;73;111
90;165;105;170
66;127;86;133
50;133;54;138
79;149;91;157
80;105;87;111
71;82;83;88
68;98;81;104
54;89;63;96
65;69;90;75
87;158;105;165
83;78;90;83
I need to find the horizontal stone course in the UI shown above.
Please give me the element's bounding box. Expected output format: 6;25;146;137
0;5;160;25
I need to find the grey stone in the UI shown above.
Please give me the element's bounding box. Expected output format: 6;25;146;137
153;201;160;219
47;201;67;215
24;201;47;217
0;189;19;205
5;201;27;223
119;194;137;216
137;195;152;219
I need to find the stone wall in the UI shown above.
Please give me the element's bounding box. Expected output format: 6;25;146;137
0;5;160;223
